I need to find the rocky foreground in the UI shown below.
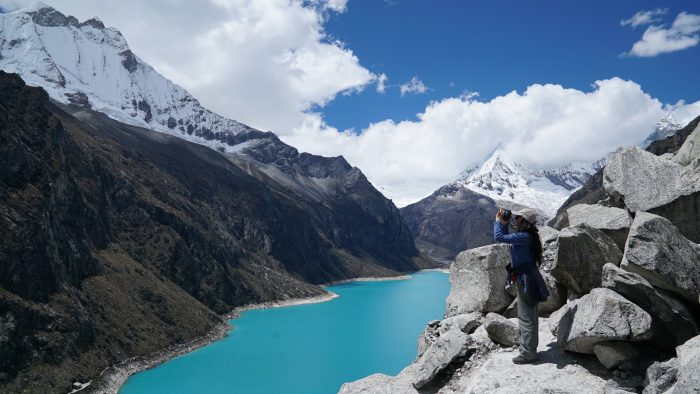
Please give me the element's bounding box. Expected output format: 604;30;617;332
341;121;700;393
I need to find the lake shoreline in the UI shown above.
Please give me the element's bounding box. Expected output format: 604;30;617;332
227;291;340;318
420;267;450;273
89;271;442;393
86;320;231;394
323;274;412;286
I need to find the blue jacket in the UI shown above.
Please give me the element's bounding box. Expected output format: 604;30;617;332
493;221;549;303
493;221;534;271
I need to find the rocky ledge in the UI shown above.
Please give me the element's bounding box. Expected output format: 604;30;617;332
341;121;700;393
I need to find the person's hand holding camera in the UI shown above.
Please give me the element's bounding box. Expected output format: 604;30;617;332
495;208;509;224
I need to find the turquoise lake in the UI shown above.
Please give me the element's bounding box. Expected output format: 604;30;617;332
120;270;450;394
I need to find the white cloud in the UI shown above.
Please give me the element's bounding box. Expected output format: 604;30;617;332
0;0;374;133
624;11;700;57
400;76;427;96
314;0;348;13
621;8;667;28
376;73;388;94
0;0;24;11
3;1;698;208
667;99;700;125
282;78;700;206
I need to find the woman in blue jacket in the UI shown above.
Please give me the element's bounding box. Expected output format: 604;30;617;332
494;207;546;364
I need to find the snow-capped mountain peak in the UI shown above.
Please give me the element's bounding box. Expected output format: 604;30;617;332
657;113;681;135
451;149;601;219
642;113;682;148
0;4;259;152
464;147;525;195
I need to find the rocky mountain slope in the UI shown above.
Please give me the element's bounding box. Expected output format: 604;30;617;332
0;72;431;393
0;4;426;276
0;6;437;392
341;120;700;393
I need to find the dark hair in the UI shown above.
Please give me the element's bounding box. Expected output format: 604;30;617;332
525;224;543;267
515;218;544;267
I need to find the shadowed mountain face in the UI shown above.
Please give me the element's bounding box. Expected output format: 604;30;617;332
400;184;499;261
0;72;432;393
63;105;432;286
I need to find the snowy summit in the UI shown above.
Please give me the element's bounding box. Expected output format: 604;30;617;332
451;148;605;220
641;113;682;148
0;3;259;152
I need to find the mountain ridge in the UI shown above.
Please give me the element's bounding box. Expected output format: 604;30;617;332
0;4;260;151
0;3;427;275
452;148;603;219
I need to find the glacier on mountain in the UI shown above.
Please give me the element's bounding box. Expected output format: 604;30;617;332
641;113;681;148
450;148;605;220
0;3;258;153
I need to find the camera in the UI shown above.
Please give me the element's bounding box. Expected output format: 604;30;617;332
502;209;512;221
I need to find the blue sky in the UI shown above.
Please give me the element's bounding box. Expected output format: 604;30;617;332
320;0;700;131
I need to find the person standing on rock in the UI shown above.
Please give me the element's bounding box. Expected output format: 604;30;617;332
494;208;548;364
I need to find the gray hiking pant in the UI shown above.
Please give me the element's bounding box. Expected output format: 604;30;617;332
516;280;538;360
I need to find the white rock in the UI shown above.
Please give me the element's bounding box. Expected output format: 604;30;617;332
539;226;560;271
339;373;416;394
438;313;482;335
593;341;639;370
644;334;700;393
603;146;697;212
483;313;519;347
566;204;632;250
416;313;481;358
603;146;700;242
551;224;622;294
671;122;700;166
539;272;566;315
602;263;699;349
455;317;610;393
621;211;700;303
446;244;513;316
412;329;471;388
548;304;569;337
555;288;652;354
503;299;518;318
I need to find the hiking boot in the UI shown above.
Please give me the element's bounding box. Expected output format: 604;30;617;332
512;354;536;364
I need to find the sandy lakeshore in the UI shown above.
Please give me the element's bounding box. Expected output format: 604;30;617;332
323;274;412;286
